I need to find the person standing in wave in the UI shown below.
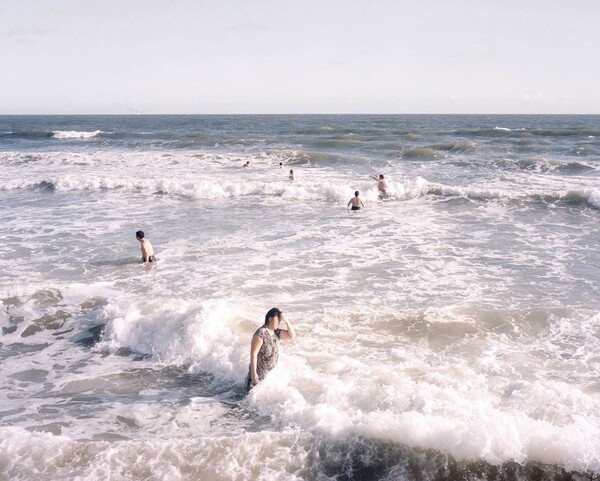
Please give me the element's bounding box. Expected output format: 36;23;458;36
348;191;365;211
136;230;155;263
370;174;387;196
289;169;294;181
246;308;296;391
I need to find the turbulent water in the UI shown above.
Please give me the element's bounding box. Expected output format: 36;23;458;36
0;115;599;481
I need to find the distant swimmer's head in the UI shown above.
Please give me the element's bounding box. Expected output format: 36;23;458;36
264;307;283;327
355;191;359;197
136;231;144;240
379;174;384;179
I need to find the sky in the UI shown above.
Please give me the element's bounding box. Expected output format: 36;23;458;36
1;0;599;114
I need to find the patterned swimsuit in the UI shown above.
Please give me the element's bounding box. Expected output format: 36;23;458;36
246;327;281;390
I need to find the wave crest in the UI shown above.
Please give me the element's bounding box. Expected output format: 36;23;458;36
2;170;599;210
494;157;598;174
52;130;104;139
400;148;442;160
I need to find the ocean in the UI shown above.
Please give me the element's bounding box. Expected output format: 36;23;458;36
0;115;599;481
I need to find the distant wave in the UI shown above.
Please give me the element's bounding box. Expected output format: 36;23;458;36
428;142;478;153
493;157;598;174
391;177;600;209
425;182;600;209
399;148;442;160
4;175;599;209
0;130;108;140
455;127;600;138
389;143;477;159
0;131;54;140
0;129;110;141
305;138;365;150
284;150;344;165
52;130;105;139
0;176;356;202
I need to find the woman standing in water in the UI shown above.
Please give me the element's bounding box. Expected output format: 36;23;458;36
246;308;296;391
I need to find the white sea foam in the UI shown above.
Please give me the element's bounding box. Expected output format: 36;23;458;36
588;188;600;208
52;130;104;139
77;293;600;471
2;149;597;208
99;297;248;382
0;426;317;481
2;116;600;479
242;311;600;471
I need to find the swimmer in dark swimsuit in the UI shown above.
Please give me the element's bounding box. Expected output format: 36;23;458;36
348;191;365;211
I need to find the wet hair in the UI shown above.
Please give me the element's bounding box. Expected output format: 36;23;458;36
379;174;384;179
264;307;282;325
355;191;359;196
136;230;144;239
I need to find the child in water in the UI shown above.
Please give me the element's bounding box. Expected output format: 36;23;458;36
136;231;155;263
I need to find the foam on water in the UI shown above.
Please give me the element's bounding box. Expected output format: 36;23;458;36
1;115;600;479
4;290;599;474
1;157;599;210
52;130;105;139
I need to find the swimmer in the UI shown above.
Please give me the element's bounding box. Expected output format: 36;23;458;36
243;161;250;168
348;191;365;211
246;308;296;391
370;174;387;195
289;169;294;181
136;230;155;263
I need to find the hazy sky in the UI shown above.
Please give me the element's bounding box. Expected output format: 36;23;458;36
1;0;599;114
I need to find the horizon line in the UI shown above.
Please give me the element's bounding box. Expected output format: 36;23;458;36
1;112;599;116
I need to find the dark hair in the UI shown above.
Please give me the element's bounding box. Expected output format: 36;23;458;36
136;231;144;239
379;174;384;179
355;191;359;196
264;307;282;325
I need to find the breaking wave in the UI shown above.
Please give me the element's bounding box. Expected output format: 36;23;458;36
493;157;598;174
52;130;105;139
3;174;599;209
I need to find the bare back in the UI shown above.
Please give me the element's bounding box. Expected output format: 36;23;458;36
140;238;154;260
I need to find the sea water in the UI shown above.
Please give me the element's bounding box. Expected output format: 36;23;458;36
0;115;599;480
